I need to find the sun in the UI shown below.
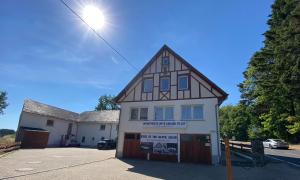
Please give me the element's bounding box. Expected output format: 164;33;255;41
82;5;105;30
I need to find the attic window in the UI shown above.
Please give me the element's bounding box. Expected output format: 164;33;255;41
162;57;170;72
143;78;153;93
162;57;170;65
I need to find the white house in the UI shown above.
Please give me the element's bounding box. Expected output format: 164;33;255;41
114;45;228;165
16;99;119;147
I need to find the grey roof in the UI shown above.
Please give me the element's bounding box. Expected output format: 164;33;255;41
22;99;119;123
79;111;119;123
23;99;79;121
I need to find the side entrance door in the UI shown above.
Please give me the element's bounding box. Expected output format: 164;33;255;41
180;134;212;164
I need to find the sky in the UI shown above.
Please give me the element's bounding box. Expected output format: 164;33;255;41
0;0;274;130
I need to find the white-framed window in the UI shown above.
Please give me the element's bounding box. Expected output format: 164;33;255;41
140;108;148;120
178;75;189;90
143;78;153;93
154;106;174;121
160;77;170;92
181;105;204;120
46;120;54;127
130;107;148;120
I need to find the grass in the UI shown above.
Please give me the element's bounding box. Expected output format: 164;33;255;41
0;134;16;145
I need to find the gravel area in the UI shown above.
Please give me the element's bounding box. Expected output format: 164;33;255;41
0;148;299;180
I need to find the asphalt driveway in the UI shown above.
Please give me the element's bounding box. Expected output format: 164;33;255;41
265;148;300;167
0;148;299;180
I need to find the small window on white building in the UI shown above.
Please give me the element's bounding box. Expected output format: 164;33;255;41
130;108;139;120
154;106;174;121
160;77;170;92
181;105;204;120
140;108;148;120
100;124;106;130
46;120;54;127
143;78;153;93
178;75;189;90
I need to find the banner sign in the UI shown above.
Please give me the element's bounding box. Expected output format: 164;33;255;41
142;121;187;128
140;133;178;155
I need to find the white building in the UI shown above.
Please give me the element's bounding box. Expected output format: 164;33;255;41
16;99;119;147
115;45;228;165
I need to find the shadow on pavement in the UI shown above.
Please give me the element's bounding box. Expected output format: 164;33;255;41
119;158;226;180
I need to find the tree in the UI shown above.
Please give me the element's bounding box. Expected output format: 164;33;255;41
0;91;8;115
95;95;119;111
239;0;300;142
219;105;252;141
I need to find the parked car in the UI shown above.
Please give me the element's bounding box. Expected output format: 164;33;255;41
97;139;116;149
68;139;80;147
263;139;289;149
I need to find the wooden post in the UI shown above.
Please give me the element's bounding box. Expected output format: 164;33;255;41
224;138;233;180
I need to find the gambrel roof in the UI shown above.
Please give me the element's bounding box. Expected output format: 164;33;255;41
115;45;228;104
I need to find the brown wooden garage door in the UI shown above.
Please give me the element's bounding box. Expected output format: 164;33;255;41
123;133;146;159
180;134;211;164
21;130;49;148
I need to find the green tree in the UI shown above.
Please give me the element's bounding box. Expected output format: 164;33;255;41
0;91;8;115
95;95;119;111
219;105;252;141
239;0;300;142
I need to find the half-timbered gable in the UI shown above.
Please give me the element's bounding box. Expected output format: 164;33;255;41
115;45;227;104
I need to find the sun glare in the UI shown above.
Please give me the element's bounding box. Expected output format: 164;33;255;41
82;5;105;30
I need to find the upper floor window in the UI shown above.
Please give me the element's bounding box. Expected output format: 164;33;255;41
181;105;204;120
130;108;148;120
178;75;189;90
143;78;153;93
46;120;54;127
160;77;170;92
154;106;174;121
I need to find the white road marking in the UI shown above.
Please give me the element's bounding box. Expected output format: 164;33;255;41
266;155;300;168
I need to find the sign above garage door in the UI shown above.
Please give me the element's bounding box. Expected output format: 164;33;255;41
140;133;178;155
142;121;187;128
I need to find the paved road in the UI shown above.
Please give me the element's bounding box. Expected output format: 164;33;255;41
0;148;300;180
264;148;300;167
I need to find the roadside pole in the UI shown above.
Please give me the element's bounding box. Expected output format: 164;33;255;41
224;138;233;180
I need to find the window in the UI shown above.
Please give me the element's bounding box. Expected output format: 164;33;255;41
81;136;85;143
178;75;189;90
143;78;153;92
181;106;192;120
162;57;170;65
130;108;148;120
140;108;148;120
100;124;106;130
154;107;164;120
165;107;174;120
160;77;170;91
154;106;174;120
46;120;54;127
181;105;204;120
130;108;139;120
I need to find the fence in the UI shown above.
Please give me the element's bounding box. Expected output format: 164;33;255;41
221;140;252;153
0;142;21;153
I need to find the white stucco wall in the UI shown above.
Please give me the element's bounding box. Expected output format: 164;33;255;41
116;98;220;164
18;112;77;146
77;122;118;147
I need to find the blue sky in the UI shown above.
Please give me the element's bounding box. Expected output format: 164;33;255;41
0;0;274;130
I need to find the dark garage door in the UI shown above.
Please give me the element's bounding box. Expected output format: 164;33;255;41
123;133;146;159
180;134;211;164
19;128;49;148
